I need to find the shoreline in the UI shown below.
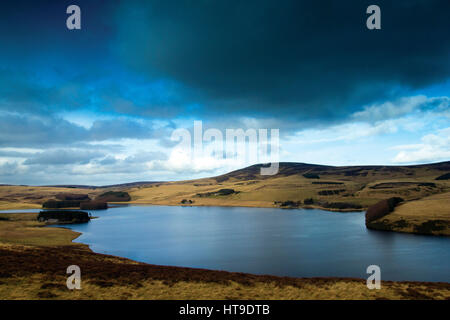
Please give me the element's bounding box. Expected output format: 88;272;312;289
59;210;450;283
3;202;448;237
2;242;449;300
69;233;450;283
0;201;366;213
0;211;449;299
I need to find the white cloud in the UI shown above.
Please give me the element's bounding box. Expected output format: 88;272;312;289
392;127;450;164
287;94;449;147
352;95;449;122
289;120;399;144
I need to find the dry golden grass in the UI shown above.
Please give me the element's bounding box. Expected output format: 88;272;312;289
0;212;83;246
371;192;450;236
0;202;41;210
127;173;449;211
1;163;449;213
393;192;450;220
0;185;105;210
2;275;449;300
1;164;448;299
0;242;448;300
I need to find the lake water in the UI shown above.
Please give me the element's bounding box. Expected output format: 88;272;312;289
3;205;449;282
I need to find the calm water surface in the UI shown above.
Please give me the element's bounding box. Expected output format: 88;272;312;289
3;205;448;281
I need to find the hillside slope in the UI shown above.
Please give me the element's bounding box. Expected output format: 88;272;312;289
128;161;450;210
1;161;449;212
367;192;450;236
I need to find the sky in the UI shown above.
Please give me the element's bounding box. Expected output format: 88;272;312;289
0;0;449;185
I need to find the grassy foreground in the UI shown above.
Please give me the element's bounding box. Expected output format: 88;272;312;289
0;213;449;300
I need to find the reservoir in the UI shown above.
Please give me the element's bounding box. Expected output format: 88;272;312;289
7;205;449;282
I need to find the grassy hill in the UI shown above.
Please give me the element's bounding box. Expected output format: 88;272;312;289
0;162;449;299
127;161;450;210
1;161;450;209
366;192;450;236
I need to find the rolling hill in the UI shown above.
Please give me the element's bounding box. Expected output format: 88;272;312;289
0;161;449;235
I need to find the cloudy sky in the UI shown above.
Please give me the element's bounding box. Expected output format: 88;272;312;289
0;0;449;185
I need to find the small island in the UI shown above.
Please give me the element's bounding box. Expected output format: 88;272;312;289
37;210;90;224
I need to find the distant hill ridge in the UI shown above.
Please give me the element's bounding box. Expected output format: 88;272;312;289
7;161;450;187
212;161;450;182
38;181;162;189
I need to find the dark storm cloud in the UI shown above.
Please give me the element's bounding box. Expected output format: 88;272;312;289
0;0;115;65
0;69;94;114
0;0;448;144
115;0;450;121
